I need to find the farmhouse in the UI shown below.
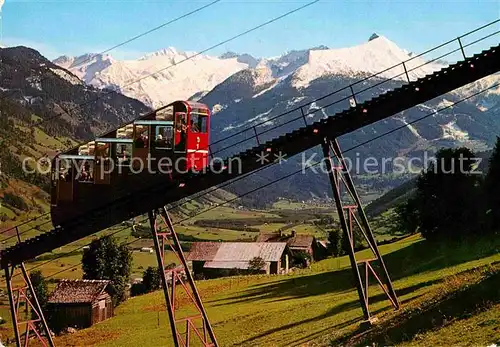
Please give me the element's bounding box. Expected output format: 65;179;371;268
187;242;289;278
47;279;113;332
256;230;326;260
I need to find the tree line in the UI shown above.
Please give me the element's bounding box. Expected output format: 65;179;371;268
396;139;500;240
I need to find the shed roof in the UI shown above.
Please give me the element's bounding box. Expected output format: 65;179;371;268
48;279;110;304
288;235;315;248
187;242;287;262
187;242;220;261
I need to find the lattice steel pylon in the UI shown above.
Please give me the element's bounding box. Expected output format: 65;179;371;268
4;262;55;347
148;207;219;347
322;137;400;322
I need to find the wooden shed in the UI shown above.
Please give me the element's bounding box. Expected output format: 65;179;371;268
47;279;113;332
187;242;289;278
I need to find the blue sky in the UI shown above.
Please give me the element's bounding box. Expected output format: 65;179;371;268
1;0;499;60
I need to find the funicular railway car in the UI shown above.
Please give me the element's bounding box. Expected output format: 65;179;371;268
51;100;211;227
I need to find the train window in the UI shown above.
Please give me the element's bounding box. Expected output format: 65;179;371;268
134;126;149;149
82;141;96;156
190;114;208;133
175;113;187;131
117;124;133;139
76;160;94;183
56;158;75;202
51;162;58;205
51;164;58;183
153;126;173;150
117;143;133;167
58;159;73;182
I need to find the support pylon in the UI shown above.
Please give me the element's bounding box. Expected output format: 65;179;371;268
322;137;400;322
148;207;219;347
5;262;55;347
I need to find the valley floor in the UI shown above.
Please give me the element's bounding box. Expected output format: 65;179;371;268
52;234;500;347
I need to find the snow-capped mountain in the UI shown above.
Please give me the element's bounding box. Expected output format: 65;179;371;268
53;34;443;108
203;34;498;148
290;35;441;88
52;34;499;166
53;53;116;85
53;47;250;108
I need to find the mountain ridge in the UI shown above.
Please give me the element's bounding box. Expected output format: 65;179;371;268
51;35;427;108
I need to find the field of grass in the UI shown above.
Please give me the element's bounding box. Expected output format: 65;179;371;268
0;204;283;291
0;204;295;292
48;233;500;347
1;196;497;347
272;200;333;210
178;205;281;222
130;251;179;279
401;304;499;347
176;224;257;241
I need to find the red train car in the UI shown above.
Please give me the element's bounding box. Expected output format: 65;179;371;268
50;100;211;227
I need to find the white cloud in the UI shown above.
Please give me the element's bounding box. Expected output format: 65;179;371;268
0;0;5;13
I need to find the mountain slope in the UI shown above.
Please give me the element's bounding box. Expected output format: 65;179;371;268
1;46;150;140
0;46;151;227
54;35;442;109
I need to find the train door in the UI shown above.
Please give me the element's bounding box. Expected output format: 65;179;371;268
187;111;210;171
94;142;111;184
56;157;74;202
174;112;188;153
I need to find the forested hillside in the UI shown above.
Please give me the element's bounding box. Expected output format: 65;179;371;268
0;46;151;227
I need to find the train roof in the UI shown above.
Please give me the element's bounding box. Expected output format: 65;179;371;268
184;101;210;110
138;100;208;119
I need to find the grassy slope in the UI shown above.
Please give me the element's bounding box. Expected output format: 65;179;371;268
0;120;75;232
53;233;500;347
401;304;499;347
